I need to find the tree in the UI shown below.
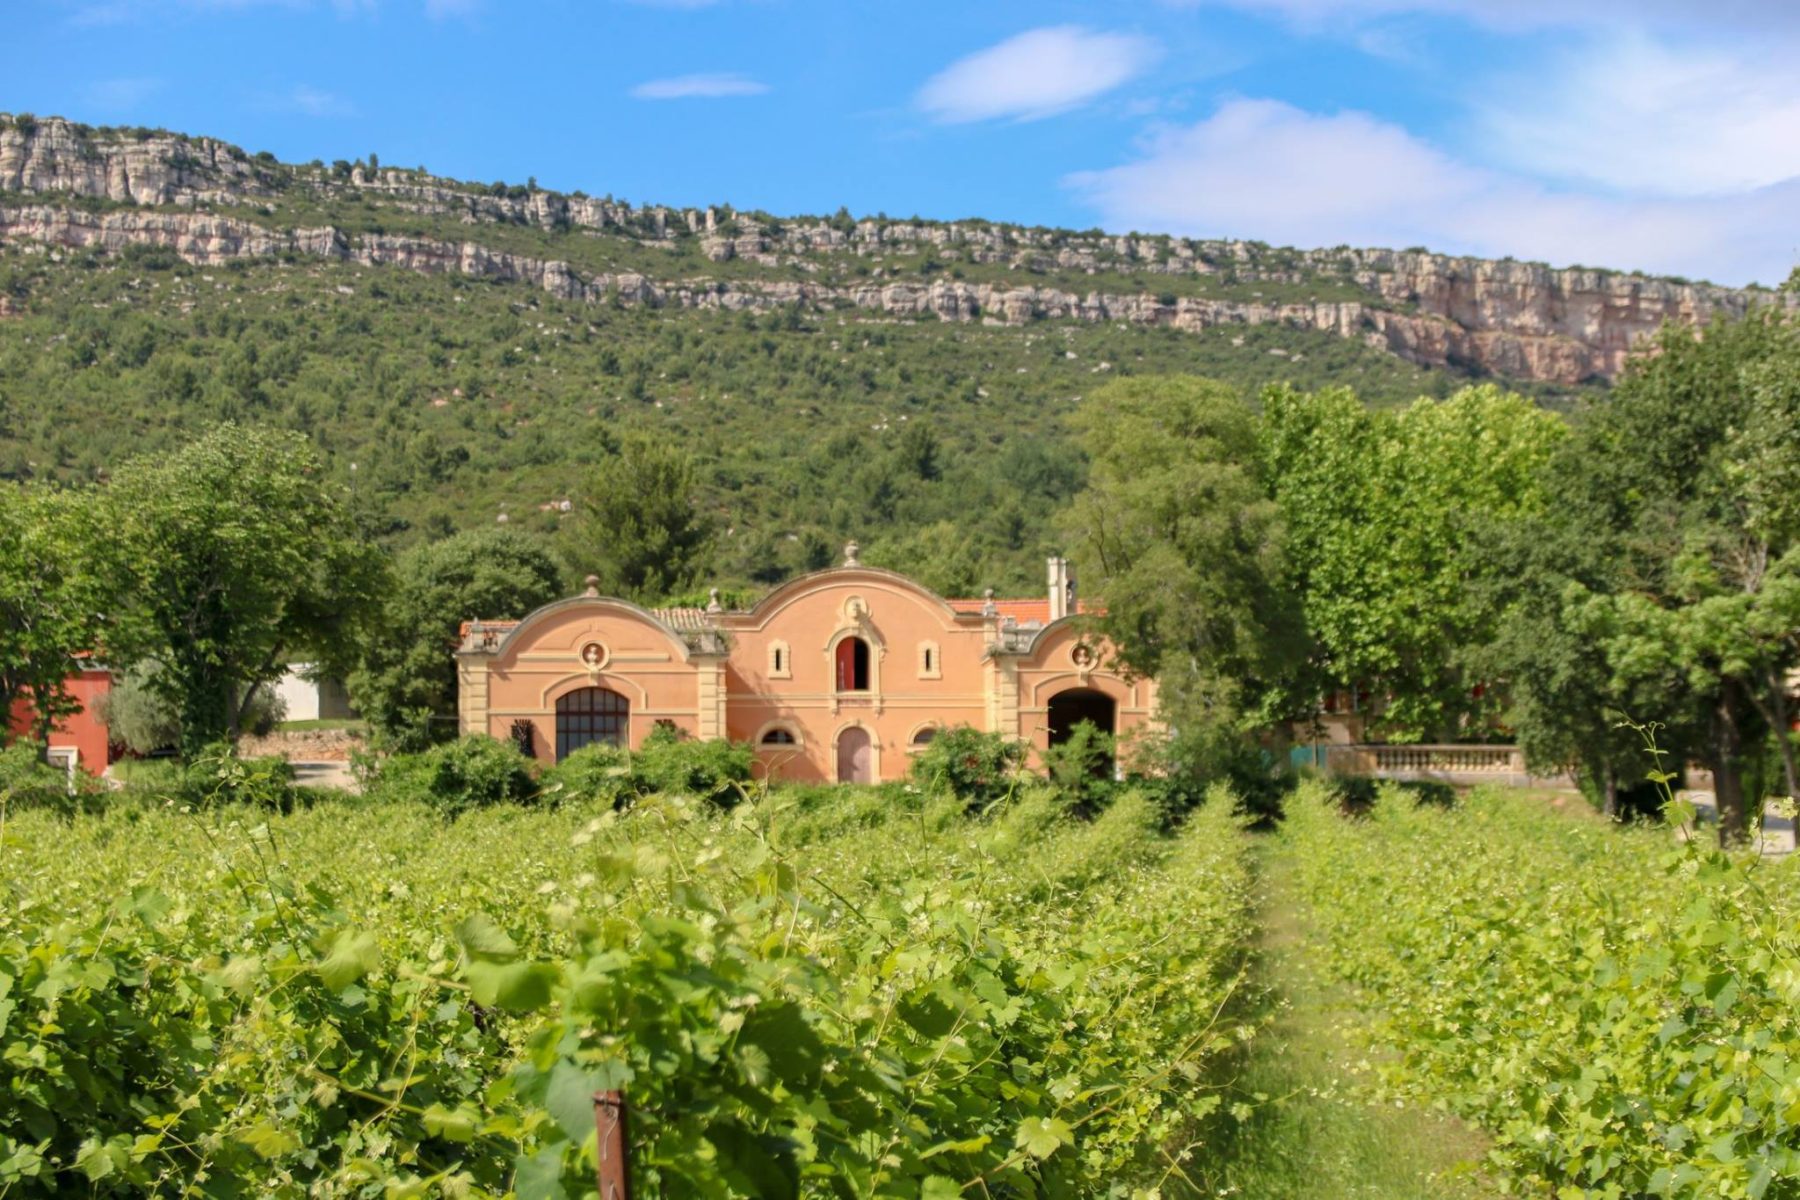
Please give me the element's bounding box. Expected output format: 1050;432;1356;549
351;528;564;751
1261;383;1565;740
564;434;712;602
1474;520;1654;816
1538;311;1800;844
0;485;104;753
865;520;985;597
1061;376;1308;778
99;424;387;759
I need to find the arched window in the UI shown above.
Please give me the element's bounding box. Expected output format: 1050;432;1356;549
835;636;871;692
761;727;797;746
918;640;941;680
555;687;629;761
911;726;937;747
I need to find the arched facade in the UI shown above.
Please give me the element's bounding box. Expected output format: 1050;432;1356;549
457;554;1159;783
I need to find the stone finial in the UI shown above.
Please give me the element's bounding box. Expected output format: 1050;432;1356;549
981;588;998;617
583;574;601;598
706;587;723;614
843;539;861;567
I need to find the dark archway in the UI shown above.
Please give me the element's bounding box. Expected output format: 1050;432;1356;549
1047;688;1117;775
556;687;629;761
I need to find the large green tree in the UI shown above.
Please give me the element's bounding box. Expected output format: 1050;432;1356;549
564;434;712;603
0;484;104;753
1261;383;1565;740
350;527;565;751
1061;376;1308;774
1532;311;1800;843
100;424;387;758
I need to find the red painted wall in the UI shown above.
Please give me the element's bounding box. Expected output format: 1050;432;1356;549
7;668;112;774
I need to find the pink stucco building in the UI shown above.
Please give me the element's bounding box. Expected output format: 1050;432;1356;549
457;549;1158;784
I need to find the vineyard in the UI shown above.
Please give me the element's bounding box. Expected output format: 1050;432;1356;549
0;781;1256;1197
1284;783;1800;1200
7;772;1800;1198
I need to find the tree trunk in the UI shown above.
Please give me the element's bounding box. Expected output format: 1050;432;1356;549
1602;765;1618;821
1709;691;1753;848
1764;672;1800;801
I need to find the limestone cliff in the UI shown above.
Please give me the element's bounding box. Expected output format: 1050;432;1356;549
2;115;1788;384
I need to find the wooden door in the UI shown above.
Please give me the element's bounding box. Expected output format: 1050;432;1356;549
836;726;873;784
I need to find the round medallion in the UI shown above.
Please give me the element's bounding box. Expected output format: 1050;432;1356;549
579;641;609;671
1070;643;1096;670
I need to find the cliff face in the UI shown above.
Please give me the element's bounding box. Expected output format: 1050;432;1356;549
1;117;1786;384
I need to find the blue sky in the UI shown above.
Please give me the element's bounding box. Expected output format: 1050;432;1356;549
12;0;1800;285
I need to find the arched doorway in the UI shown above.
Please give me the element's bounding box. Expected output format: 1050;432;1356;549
836;726;873;784
1047;687;1117;774
556;687;629;761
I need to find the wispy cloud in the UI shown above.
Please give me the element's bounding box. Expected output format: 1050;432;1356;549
1066;98;1799;286
85;76;163;111
423;0;478;15
1156;0;1800;34
629;72;768;100
1474;31;1800;197
268;84;356;117
916;26;1160;124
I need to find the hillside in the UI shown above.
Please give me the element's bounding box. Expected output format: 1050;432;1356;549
0;112;1785;594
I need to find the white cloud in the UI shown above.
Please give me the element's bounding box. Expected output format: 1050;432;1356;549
1065;99;1799;286
629;73;768;100
1476;32;1800;197
916;26;1160;124
1158;0;1800;33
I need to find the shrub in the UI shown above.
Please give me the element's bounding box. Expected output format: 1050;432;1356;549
542;729;754;810
540;742;635;808
183;741;297;811
631;726;753;807
910;725;1026;808
98;665;286;756
1040;720;1116;814
0;742;91;812
370;734;538;816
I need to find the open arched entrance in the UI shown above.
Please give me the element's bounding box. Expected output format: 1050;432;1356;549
1047;687;1117;773
556;686;629;761
836;726;873;784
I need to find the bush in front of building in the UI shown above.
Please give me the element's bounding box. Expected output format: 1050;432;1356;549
182;741;300;811
910;725;1027;809
0;742;103;814
632;727;755;807
543;727;755;810
1040;720;1118;815
367;734;540;817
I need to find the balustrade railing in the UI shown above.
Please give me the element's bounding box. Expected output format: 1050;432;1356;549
1324;743;1527;780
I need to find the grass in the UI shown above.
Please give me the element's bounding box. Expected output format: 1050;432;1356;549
1199;838;1499;1199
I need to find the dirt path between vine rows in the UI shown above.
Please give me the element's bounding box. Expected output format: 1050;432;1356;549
1196;838;1501;1199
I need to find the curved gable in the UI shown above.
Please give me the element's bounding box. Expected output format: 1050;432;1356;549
727;566;975;632
492;595;696;665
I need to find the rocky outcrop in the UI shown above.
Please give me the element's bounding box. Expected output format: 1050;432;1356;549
2;114;1790;384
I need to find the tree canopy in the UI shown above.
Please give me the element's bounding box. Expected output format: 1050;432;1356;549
350;528;566;751
97;423;386;758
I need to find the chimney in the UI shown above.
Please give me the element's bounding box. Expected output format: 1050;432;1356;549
1047;556;1073;622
